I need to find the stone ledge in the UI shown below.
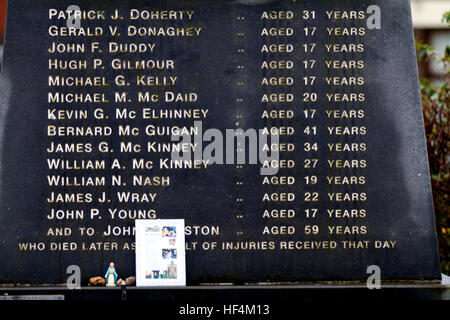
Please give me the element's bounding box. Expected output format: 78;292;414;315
0;283;448;300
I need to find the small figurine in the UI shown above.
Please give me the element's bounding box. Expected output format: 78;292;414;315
105;262;118;287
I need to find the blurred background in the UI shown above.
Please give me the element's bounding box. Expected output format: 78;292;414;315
413;0;450;83
0;0;448;275
412;0;450;276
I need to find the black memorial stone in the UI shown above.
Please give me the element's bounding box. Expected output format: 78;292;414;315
0;0;441;284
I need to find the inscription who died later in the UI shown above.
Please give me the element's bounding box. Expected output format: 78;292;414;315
0;0;441;284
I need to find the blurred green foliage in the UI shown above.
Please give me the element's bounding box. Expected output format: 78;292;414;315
415;13;449;275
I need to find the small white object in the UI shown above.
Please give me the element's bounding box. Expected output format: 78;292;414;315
442;273;450;285
135;219;186;286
